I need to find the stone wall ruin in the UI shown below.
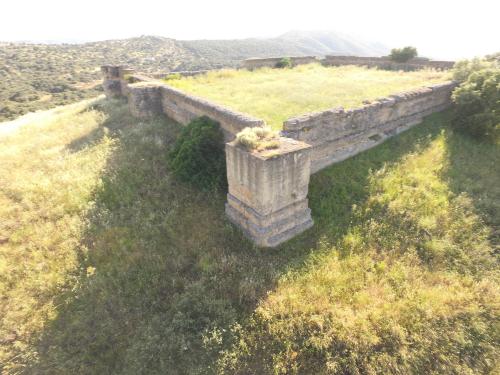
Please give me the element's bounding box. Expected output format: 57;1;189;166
241;55;454;71
283;81;457;173
101;62;456;247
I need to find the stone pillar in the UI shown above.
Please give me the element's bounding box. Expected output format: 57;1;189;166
128;82;163;118
101;66;135;98
225;137;314;247
101;66;122;98
118;67;135;97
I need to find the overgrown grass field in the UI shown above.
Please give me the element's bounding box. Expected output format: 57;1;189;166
166;64;449;129
0;99;498;374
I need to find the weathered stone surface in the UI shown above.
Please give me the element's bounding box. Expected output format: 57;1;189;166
128;82;163;118
283;81;457;173
102;78;122;98
101;66;137;98
101;66;122;97
118;68;135;97
102;65;264;141
225;137;313;247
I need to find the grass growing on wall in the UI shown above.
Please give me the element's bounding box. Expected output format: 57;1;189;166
166;64;450;129
0;100;498;374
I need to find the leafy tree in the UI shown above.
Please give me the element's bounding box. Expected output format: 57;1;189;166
275;57;292;68
389;46;418;63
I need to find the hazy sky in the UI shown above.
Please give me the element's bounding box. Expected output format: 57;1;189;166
1;0;498;59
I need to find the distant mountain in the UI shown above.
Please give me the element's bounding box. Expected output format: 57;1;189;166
0;32;389;122
181;30;388;68
277;30;389;57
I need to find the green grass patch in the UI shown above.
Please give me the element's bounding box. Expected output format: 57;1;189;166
0;101;498;374
166;64;450;129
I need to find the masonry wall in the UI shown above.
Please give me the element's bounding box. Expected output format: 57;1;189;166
159;85;264;139
102;66;263;140
102;65;457;247
323;56;454;70
101;66;122;97
283;81;457;173
242;56;454;71
242;56;318;69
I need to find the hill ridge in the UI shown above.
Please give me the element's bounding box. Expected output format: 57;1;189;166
0;31;388;122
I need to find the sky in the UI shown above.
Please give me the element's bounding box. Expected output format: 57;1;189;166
1;0;498;60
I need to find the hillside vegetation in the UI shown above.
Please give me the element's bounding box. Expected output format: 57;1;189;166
0;31;388;122
0;98;498;374
167;64;449;129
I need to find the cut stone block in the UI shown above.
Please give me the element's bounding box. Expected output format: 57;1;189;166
225;137;313;247
128;82;163;118
101;66;122;98
101;66;135;98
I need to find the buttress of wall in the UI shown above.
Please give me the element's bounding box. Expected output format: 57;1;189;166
283;81;457;173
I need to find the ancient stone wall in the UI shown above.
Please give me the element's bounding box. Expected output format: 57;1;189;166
102;66;263;140
323;55;454;70
127;82;163;118
101;66;151;97
102;65;456;247
160;85;264;139
101;66;123;97
283;81;457;173
225;137;313;247
241;56;454;71
242;56;318;69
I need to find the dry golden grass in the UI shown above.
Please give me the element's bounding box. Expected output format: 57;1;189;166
0;98;115;371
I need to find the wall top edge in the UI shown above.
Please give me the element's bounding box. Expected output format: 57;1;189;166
283;81;457;127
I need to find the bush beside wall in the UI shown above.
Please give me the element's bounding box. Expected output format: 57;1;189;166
167;116;227;191
451;58;500;142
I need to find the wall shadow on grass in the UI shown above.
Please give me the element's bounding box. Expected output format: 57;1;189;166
32;104;447;374
66;98;132;153
441;127;500;245
284;111;450;253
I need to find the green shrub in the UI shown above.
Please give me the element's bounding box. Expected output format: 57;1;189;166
167;116;227;190
124;74;136;83
451;60;500;142
275;57;292;68
389;46;418;63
